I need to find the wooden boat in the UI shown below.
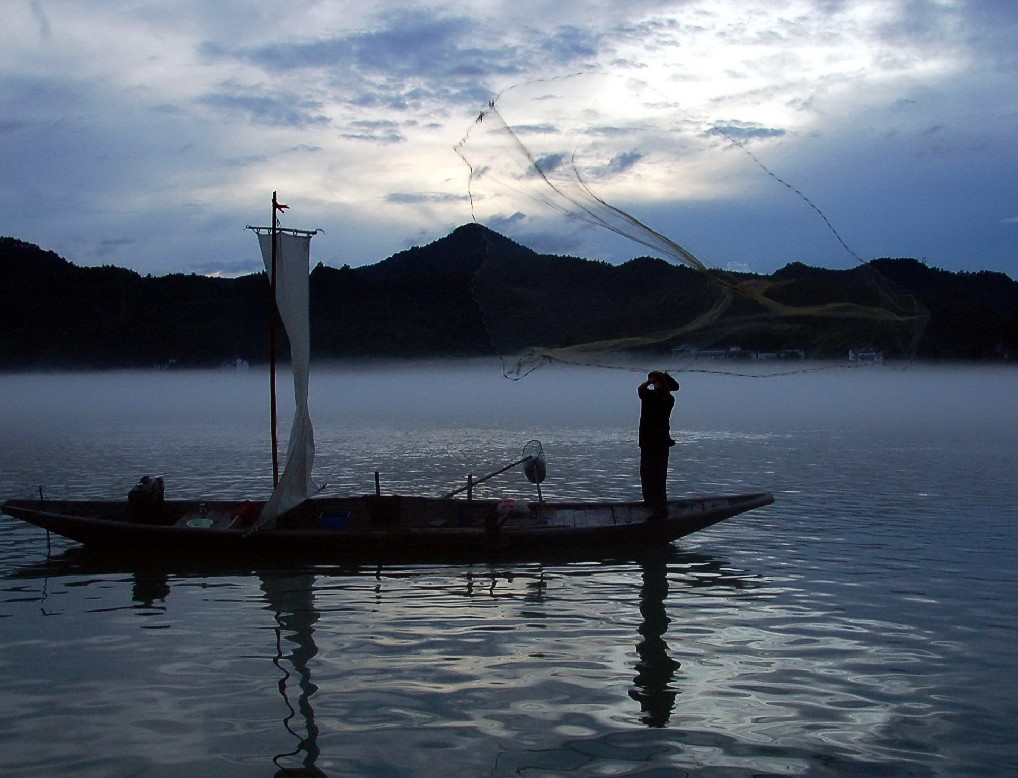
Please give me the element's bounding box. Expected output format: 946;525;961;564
2;195;774;562
1;492;773;563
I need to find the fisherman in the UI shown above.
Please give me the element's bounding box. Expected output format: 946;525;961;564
638;371;679;516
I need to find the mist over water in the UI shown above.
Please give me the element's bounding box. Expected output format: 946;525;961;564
4;358;1013;434
1;361;1014;499
1;362;1016;776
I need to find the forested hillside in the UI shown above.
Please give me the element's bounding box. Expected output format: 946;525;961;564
1;226;1015;368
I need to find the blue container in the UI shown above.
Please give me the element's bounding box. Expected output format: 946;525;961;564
318;511;352;530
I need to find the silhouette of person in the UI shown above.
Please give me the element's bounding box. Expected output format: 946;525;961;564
638;371;679;513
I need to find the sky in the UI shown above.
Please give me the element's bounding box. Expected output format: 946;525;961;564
2;0;1016;279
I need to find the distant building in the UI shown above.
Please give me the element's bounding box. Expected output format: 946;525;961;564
848;348;884;364
673;345;806;361
695;348;736;360
754;349;806;360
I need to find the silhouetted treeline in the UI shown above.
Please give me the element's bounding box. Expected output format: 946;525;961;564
1;225;1015;369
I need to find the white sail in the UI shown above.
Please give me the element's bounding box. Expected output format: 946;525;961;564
255;230;316;528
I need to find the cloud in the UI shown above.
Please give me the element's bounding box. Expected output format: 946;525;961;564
96;237;137;259
537;24;602;64
189;258;264;277
711;124;787;141
534;153;567;174
726;261;753;274
0;119;29;135
200;8;525;116
200;90;330;128
581;149;644;180
340;119;407;144
385;193;467;204
487;212;527;233
0;0;1015;278
245;10;474;75
606;151;643;174
30;0;51;39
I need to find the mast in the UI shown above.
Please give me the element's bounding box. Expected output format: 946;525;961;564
270;192;281;486
247;199;317;505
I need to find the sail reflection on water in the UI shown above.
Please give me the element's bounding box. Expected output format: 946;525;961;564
260;572;325;777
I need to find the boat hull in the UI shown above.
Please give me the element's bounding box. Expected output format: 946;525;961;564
3;492;773;563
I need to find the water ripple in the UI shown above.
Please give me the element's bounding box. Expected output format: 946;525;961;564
2;367;1018;775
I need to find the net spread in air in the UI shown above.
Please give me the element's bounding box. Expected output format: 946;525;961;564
453;73;928;378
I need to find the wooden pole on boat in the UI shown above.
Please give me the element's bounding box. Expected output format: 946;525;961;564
443;455;533;498
269;192;280;487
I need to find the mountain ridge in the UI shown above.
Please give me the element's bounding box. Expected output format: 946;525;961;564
1;226;1015;368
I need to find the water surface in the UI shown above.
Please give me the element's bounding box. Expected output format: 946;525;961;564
1;363;1015;776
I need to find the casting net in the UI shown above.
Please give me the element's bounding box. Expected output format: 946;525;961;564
454;73;928;378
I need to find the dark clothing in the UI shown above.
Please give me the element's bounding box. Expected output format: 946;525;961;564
639;384;675;506
640;443;671;506
638;385;674;447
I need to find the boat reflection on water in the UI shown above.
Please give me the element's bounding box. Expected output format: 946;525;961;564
131;572;171;609
254;548;760;771
7;545;758;773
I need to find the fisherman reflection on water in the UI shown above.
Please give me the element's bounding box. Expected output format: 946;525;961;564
638;371;679;518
